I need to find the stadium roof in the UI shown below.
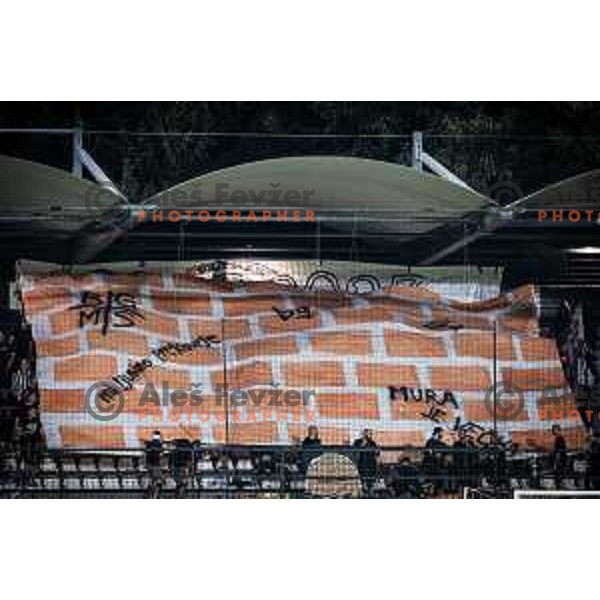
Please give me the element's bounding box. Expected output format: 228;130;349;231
1;154;599;268
111;156;491;264
518;168;600;211
0;155;124;263
144;156;489;231
0;155;122;232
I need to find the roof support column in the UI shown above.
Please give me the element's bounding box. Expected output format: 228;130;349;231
412;131;423;172
72;127;83;178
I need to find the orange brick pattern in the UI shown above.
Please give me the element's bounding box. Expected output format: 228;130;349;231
18;267;587;450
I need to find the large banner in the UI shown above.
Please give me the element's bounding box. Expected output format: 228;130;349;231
17;261;587;451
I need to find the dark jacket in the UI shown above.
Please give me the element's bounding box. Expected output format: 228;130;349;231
353;437;379;475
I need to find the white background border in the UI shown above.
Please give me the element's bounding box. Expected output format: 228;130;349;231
2;1;599;598
0;500;594;599
2;1;598;100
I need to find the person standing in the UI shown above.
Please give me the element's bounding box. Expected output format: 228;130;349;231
300;425;322;474
171;438;194;498
551;425;567;489
452;429;476;492
424;427;448;496
352;429;380;496
145;430;164;498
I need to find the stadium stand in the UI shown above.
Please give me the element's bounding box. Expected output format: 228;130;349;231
0;442;592;498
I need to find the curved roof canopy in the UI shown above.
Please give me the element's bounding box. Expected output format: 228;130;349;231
0;155;124;233
144;156;489;235
0;155;126;263
517;168;600;211
427;168;600;268
1;153;598;267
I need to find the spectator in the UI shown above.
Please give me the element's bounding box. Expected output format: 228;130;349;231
424;426;448;495
0;318;42;460
300;425;322;473
302;425;321;449
551;424;567;489
171;438;194;497
426;427;444;449
352;429;380;495
386;456;426;498
145;430;164;498
452;429;477;491
14;418;40;487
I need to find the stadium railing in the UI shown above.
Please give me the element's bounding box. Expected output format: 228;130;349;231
0;444;590;498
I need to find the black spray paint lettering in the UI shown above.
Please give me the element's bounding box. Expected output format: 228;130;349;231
272;306;314;322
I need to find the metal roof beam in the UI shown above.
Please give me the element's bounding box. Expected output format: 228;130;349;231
412;130;477;193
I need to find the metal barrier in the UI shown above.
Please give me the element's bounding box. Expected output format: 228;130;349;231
0;444;593;498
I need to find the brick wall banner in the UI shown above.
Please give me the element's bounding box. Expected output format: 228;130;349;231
16;261;588;451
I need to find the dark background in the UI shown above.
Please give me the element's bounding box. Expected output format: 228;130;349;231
1;101;600;201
